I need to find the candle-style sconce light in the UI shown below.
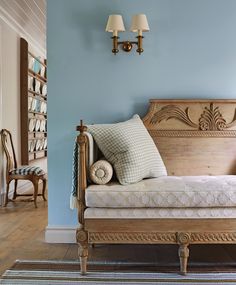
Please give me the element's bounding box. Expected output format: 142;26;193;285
105;14;150;55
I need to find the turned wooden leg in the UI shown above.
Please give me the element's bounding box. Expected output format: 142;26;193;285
42;178;47;201
76;228;88;275
178;243;189;275
79;245;88;275
4;182;10;207
32;180;39;208
13;179;18;200
177;232;191;275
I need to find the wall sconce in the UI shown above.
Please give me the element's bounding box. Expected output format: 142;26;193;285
105;14;150;55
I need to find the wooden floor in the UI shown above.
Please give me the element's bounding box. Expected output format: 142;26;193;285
0;197;77;275
1;197;236;275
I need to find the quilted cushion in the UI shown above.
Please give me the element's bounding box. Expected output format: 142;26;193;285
10;166;45;176
85;175;236;208
85;208;236;219
90;160;113;185
88;115;167;185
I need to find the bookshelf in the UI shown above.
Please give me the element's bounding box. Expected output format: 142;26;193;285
20;38;47;164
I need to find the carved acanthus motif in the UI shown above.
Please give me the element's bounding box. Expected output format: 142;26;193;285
199;103;226;130
150;103;236;131
150;105;197;128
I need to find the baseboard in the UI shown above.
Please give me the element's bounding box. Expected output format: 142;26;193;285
0;192;4;206
45;226;77;243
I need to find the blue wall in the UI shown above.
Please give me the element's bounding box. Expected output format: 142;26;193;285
47;0;236;226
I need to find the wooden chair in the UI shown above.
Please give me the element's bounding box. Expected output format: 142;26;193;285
1;129;47;208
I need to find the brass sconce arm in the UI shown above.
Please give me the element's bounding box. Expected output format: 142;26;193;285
111;36;119;54
136;36;144;55
111;36;144;55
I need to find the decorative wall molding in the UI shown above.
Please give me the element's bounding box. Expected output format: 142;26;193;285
45;226;77;243
150;103;236;131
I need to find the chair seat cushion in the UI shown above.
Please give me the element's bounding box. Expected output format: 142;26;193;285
85;175;236;208
10;166;45;176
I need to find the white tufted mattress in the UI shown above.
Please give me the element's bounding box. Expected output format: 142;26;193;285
85;175;236;208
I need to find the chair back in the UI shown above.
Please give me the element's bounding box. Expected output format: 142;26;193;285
1;129;17;174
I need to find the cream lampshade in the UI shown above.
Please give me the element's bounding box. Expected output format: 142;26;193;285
130;14;150;36
106;15;125;37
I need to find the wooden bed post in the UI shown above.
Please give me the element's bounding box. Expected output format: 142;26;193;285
76;120;88;275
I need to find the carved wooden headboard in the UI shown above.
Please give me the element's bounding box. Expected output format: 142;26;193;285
143;99;236;176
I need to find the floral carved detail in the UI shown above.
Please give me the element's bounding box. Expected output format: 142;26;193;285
150;103;236;131
199;103;226;130
150;105;197;128
76;228;88;244
176;232;191;244
199;103;236;130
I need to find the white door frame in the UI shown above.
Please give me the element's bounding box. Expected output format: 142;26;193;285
0;23;2;129
0;23;4;205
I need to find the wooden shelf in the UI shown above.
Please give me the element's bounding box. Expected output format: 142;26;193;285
28;90;47;100
20;38;47;165
28;51;47;67
29;149;47;154
28;131;47;134
28;134;47;138
29;156;47;162
28;69;47;83
29;110;47;116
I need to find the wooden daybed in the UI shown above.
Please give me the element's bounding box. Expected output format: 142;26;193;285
76;99;236;275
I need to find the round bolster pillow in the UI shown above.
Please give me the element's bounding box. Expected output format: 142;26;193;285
90;160;113;185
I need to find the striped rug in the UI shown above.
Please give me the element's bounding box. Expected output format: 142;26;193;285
1;260;236;284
